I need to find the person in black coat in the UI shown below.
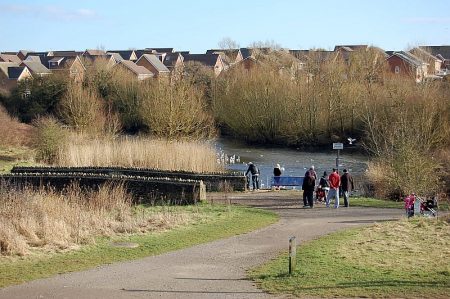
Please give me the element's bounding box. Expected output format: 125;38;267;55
245;162;260;190
340;169;354;207
302;166;316;208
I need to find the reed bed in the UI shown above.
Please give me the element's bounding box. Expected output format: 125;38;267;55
0;182;193;256
57;135;223;173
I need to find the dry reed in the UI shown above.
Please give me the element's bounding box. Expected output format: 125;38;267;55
57;134;223;173
0;182;192;256
0;105;33;148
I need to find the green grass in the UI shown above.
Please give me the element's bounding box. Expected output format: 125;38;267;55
0;147;35;173
0;203;278;288
350;197;404;208
351;196;449;211
250;216;450;298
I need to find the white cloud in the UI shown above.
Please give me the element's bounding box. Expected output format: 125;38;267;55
0;3;98;21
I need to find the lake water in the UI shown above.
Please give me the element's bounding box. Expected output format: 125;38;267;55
214;138;369;189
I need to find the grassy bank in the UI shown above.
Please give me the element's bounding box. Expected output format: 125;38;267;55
0;147;35;173
350;196;449;211
0;203;278;288
250;217;450;298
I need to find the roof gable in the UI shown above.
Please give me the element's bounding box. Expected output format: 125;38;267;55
21;61;51;75
118;60;154;76
389;51;427;67
137;54;170;73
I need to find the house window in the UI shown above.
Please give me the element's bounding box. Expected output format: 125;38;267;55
394;66;400;74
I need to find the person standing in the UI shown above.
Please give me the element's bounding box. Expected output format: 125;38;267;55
326;168;341;208
273;163;282;190
245;162;260;190
340;169;354;207
302;166;317;208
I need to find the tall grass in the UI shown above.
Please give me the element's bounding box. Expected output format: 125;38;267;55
0;105;33;148
0;182;191;256
57;134;223;173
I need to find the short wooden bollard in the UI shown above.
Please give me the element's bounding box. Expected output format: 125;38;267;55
289;236;297;275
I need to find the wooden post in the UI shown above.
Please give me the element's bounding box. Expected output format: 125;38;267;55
289;236;297;275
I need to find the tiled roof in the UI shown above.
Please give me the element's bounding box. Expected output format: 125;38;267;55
391;51;427;67
21;61;51;75
411;47;441;61
238;48;252;60
119;60;154;76
84;49;106;56
0;54;21;64
107;50;136;60
48;51;82;57
108;52;123;62
334;45;368;51
24;55;42;63
182;54;219;67
163;53;182;68
289;49;335;62
134;49;155;59
419;46;450;60
146;48;174;53
138;54;170;73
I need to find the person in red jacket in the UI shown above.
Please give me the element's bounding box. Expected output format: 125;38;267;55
326;168;341;208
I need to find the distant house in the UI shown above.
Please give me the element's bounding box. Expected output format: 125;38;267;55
47;50;83;57
107;50;137;61
20;60;52;77
136;54;170;77
206;49;239;66
234;48;258;70
134;49;156;61
419;46;450;72
183;53;225;76
24;55;42;63
146;48;174;53
115;60;153;80
42;55;86;82
0;54;22;64
386;51;428;82
82;49;107;59
410;47;443;76
0;62;32;92
163;52;184;70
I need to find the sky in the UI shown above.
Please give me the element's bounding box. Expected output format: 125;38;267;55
1;0;450;53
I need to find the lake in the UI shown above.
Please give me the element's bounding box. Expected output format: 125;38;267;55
214;138;368;189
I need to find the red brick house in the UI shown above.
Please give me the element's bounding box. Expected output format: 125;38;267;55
386;51;428;82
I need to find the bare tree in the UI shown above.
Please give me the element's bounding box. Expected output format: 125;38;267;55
218;37;240;50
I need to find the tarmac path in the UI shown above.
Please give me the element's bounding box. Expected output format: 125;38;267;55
0;191;403;299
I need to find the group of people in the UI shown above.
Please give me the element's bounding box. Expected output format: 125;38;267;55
245;162;355;208
302;166;354;208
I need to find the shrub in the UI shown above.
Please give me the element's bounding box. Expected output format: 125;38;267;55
1;75;67;123
140;80;216;140
58;82;121;137
32;116;68;163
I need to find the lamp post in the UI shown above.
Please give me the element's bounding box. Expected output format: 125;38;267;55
332;143;343;173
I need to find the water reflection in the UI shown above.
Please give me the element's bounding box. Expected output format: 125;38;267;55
214;138;368;189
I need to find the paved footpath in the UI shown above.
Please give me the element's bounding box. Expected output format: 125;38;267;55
0;191;403;299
